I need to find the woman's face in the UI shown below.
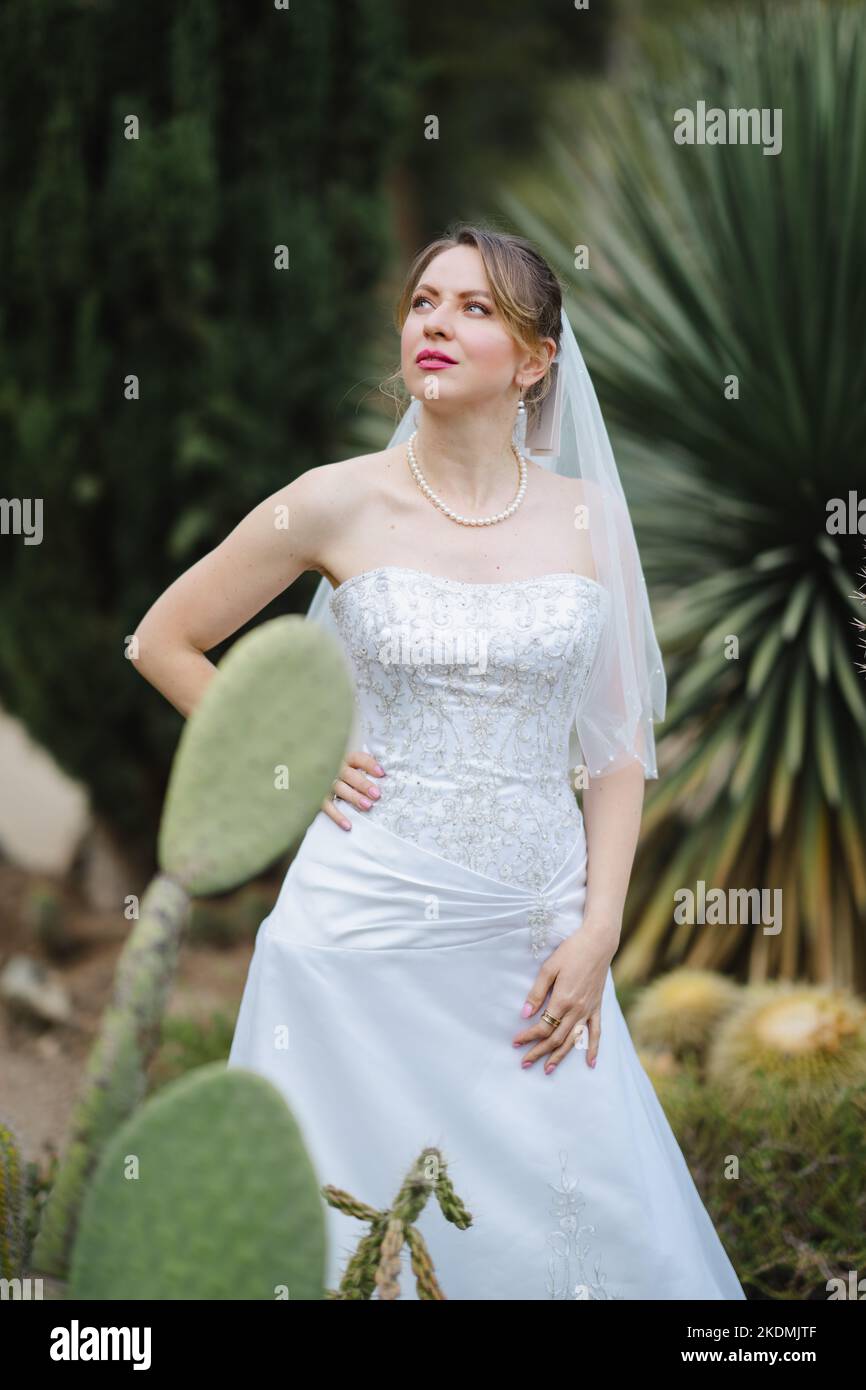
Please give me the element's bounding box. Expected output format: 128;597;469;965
402;245;531;408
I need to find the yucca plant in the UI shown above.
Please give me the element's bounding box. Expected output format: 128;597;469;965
510;0;866;987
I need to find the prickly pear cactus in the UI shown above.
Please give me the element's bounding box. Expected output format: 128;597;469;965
32;615;354;1280
0;1120;25;1281
69;1064;326;1300
159;615;354;895
31;874;188;1277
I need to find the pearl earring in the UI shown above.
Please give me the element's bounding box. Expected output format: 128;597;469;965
513;384;528;449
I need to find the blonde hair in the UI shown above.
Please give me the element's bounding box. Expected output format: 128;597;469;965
381;221;563;430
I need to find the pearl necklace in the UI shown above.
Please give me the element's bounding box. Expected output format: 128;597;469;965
406;429;527;526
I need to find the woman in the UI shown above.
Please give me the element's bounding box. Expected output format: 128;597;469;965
134;225;745;1300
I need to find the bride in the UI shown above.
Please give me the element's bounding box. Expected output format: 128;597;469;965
133;224;746;1301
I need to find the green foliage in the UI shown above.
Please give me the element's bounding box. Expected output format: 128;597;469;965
149;1011;238;1090
396;0;614;237
514;0;866;985
0;1121;26;1281
634;967;866;1298
69;1063;326;1300
184;882;280;946
23;881;72;961
654;1060;866;1300
237;884;281;937
185;899;240;948
0;0;404;853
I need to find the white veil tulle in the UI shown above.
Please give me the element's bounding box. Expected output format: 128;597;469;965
305;307;666;780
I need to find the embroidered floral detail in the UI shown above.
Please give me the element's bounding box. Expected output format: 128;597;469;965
545;1148;619;1300
329;567;604;895
528;890;557;958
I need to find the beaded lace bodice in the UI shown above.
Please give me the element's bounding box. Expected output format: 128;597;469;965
329;566;606;894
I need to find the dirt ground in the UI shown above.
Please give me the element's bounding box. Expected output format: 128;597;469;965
0;858;276;1171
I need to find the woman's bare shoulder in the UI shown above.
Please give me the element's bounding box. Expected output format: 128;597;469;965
531;466;621;517
527;463;594;506
294;444;404;504
282;447;403;583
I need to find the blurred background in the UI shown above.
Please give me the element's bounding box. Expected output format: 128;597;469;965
1;0;866;1298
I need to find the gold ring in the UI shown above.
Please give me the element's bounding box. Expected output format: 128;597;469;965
541;1010;561;1030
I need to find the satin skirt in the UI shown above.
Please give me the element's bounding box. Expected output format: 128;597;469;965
227;803;746;1300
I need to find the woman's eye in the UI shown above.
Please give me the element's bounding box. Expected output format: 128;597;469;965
411;294;490;315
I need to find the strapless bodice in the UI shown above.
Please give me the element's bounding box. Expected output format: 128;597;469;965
329;565;607;895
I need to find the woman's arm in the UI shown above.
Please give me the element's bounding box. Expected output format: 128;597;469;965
131;466;339;717
512;760;646;1074
579;760;646;953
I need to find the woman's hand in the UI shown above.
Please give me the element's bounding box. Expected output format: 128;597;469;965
512;918;619;1074
321;750;386;830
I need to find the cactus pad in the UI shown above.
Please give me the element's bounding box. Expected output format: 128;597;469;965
158;616;354;894
69;1062;326;1300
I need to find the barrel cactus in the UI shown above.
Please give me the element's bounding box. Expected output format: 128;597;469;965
69;1063;326;1300
31;615;354;1279
706;983;866;1118
629;969;743;1063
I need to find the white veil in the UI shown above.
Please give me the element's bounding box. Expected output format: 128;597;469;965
304;307;666;780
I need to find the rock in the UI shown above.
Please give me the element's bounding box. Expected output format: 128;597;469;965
0;706;90;874
0;954;73;1026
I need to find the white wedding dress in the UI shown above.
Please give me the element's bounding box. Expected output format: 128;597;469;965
227;565;746;1300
